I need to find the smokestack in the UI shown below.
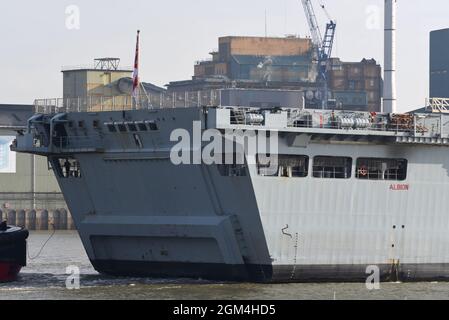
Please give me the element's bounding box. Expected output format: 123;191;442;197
383;0;397;113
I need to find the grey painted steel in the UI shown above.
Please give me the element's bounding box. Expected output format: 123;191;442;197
12;106;449;282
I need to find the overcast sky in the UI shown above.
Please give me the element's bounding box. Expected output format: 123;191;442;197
1;0;448;112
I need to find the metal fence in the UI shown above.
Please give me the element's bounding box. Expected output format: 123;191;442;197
34;90;222;114
0;192;65;210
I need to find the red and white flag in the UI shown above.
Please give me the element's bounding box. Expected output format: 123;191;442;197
132;30;140;102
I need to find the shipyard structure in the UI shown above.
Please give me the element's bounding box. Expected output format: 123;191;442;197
168;36;382;112
54;36;382;113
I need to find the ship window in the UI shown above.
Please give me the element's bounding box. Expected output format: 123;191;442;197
136;122;147;131
218;164;247;176
146;121;158;131
52;157;82;178
313;156;352;179
127;123;138;132
257;154;278;176
278;155;308;177
118;123;127;133
217;153;247;177
257;154;309;177
356;158;407;181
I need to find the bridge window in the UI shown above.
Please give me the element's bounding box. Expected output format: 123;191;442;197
145;121;159;131
313;156;352;179
127;122;138;132
118;123;127;133
136;122;148;131
356;158;407;181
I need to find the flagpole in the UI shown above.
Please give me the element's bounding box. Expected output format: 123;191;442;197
132;30;140;109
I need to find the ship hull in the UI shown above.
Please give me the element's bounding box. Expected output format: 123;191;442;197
14;107;449;283
90;260;449;282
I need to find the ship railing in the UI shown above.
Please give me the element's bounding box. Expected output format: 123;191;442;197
34;90;222;114
61;64;133;72
286;118;424;134
228;108;447;138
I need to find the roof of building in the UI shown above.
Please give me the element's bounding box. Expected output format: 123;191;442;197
431;28;449;34
0;104;33;128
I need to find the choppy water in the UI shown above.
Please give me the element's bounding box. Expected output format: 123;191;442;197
1;231;449;300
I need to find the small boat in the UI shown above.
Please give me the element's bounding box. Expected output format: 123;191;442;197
0;221;29;282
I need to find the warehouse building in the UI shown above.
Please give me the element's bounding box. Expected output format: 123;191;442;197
63;57;165;99
328;58;382;112
0;104;64;210
167;36;382;111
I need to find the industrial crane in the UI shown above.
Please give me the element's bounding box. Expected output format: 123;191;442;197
301;0;336;109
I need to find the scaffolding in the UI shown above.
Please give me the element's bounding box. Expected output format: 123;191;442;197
426;97;449;113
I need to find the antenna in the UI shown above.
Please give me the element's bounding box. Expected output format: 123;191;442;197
383;0;397;113
265;9;268;37
284;0;287;35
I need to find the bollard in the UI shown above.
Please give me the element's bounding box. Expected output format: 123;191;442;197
7;210;16;226
67;211;76;230
36;209;48;231
59;208;68;230
49;210;61;230
25;210;36;231
16;210;26;228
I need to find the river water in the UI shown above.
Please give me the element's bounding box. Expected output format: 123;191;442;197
1;231;449;300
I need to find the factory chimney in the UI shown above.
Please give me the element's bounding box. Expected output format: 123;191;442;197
383;0;397;113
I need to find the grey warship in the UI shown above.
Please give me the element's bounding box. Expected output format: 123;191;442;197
11;94;449;282
12;0;449;283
